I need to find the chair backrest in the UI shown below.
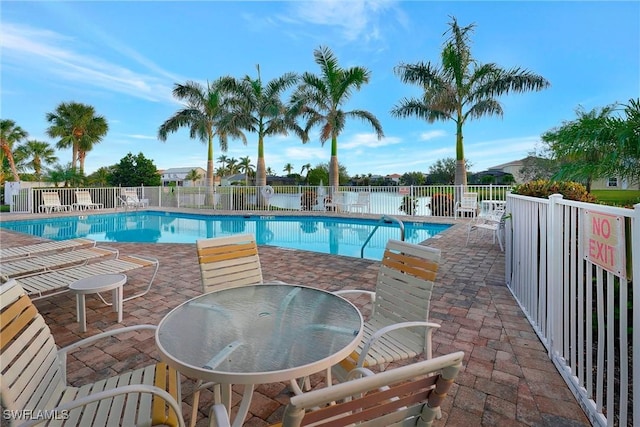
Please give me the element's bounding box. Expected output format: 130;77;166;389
122;189;141;202
460;192;478;208
281;351;464;427
356;192;370;204
196;234;263;293
0;279;65;414
42;192;63;206
373;240;440;344
75;190;92;204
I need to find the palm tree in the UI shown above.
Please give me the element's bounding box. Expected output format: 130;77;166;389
226;157;239;175
283;163;294;175
291;46;384;189
45;102;109;174
0;119;28;183
266;166;274;176
217;154;229;177
238;156;254;186
219;65;303;187
185;168;203;186
392;16;550;186
15;140;58;181
301;163;312;184
158;79;246;206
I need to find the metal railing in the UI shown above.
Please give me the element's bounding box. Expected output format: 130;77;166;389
6;184;512;216
360;215;405;259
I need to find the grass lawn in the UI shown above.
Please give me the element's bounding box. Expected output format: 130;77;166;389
592;189;640;207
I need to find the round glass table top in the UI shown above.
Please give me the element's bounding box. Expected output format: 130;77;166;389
156;284;363;384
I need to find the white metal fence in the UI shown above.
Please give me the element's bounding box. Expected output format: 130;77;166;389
505;193;638;427
6;184;512;216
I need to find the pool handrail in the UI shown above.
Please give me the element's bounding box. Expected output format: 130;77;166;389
360;215;405;259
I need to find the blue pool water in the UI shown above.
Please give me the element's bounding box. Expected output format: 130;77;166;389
0;211;450;260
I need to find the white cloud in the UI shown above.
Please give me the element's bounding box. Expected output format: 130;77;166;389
125;134;158;140
341;133;402;149
0;22;177;103
419;130;447;141
286;0;400;42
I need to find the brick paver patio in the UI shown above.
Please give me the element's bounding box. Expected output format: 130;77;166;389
0;212;591;427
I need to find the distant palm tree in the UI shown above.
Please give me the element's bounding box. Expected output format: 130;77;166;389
158;79;246;206
15;140;58;181
266;166;274;176
87;166;111;187
238;156;254;186
300;163;312;184
217;154;229;177
392;16;550;186
185;168;203;186
45;102;109;174
283;163;294;175
219;65;304;186
46;163;84;187
291;46;384;189
0;119;27;183
226;157;239;175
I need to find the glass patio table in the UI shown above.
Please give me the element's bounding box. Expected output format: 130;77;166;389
155;283;363;427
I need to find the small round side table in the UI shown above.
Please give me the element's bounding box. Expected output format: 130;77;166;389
69;273;127;332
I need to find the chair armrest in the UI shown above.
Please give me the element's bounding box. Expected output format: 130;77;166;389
208;404;232;427
356;321;441;369
333;289;376;303
57;324;157;381
17;384;185;427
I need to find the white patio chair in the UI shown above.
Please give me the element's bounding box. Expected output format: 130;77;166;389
120;189;149;209
466;206;507;251
324;191;348;212
73;190;104;210
208;351;464;427
332;239;441;381
0;279;185;427
350;192;371;214
39;192;72;213
454;192;478;219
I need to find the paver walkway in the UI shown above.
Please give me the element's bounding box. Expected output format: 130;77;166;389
0;216;591;427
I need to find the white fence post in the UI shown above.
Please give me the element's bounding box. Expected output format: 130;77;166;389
634;203;640;427
547;194;563;358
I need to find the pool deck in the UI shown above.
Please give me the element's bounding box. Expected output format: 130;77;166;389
0;209;591;427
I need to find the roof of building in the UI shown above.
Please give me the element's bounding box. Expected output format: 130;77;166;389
162;167;206;174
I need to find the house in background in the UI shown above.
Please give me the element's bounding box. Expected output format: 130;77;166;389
160;167;208;187
476;158;526;184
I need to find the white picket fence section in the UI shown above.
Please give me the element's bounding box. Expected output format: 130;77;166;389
6;184;512;216
505;193;638;427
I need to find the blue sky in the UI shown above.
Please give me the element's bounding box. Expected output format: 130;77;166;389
2;1;638;177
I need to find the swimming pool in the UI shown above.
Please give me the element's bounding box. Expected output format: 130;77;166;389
0;211;451;260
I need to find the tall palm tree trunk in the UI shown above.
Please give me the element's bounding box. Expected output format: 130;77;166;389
1;143;20;182
329;136;339;189
256;136;266;186
205;137;215;207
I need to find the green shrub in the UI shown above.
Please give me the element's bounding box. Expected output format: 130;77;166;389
512;180;597;203
300;190;317;211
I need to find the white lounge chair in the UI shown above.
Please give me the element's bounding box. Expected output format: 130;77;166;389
0;246;119;281
0;279;185;427
455;191;478;219
39;192;72;213
14;253;159;301
350;191;371;213
119;189;149;209
73;190;104;210
324;191;348;212
0;238;96;261
332;239;441;380
208;351;464;427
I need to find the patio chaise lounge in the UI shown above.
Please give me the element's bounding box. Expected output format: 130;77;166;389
72;189;104;210
39;191;73;213
0;238;96;261
0;246;119;280
13;253;159;301
119;189;149;209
